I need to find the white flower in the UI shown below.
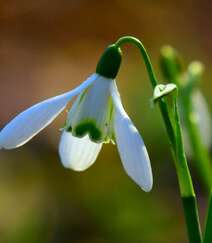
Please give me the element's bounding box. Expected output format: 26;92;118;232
0;74;152;191
0;44;153;191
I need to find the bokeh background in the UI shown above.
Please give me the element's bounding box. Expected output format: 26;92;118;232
0;1;211;242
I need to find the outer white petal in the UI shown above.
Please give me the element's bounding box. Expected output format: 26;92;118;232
0;74;96;149
111;82;153;192
59;131;102;171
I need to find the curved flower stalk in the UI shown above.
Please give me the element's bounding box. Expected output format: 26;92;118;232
0;44;153;192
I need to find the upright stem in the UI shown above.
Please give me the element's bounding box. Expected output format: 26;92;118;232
174;99;202;243
115;36;202;243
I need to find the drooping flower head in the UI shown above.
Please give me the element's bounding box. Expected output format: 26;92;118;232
0;44;153;191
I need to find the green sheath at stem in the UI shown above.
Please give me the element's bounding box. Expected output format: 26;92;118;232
173;98;194;197
204;192;212;243
115;36;202;243
183;196;203;243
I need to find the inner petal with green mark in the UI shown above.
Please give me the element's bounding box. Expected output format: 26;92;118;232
65;75;115;143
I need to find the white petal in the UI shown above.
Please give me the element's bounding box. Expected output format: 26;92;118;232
0;74;96;149
111;82;153;191
59;131;102;171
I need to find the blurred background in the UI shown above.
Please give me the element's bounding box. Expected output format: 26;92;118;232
0;0;211;242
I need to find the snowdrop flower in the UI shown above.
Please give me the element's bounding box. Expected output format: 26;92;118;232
191;90;211;149
179;62;212;157
0;45;153;191
182;90;212;157
185;62;212;150
160;47;212;156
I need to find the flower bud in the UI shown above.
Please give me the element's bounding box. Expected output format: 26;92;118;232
160;45;182;83
186;61;204;87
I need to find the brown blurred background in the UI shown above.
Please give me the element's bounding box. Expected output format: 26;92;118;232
0;1;211;242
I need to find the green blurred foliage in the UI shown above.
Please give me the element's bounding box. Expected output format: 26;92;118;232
0;0;211;242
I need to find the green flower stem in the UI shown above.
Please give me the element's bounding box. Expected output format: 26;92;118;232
174;99;202;243
204;192;212;243
115;36;202;243
115;36;157;88
182;94;212;193
115;36;175;145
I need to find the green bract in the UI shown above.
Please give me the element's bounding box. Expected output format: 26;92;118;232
153;83;177;102
96;44;122;79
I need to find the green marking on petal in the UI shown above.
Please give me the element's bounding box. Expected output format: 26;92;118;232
74;120;102;142
66;125;72;132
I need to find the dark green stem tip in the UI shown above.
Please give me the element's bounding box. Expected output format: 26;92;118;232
96;44;122;79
